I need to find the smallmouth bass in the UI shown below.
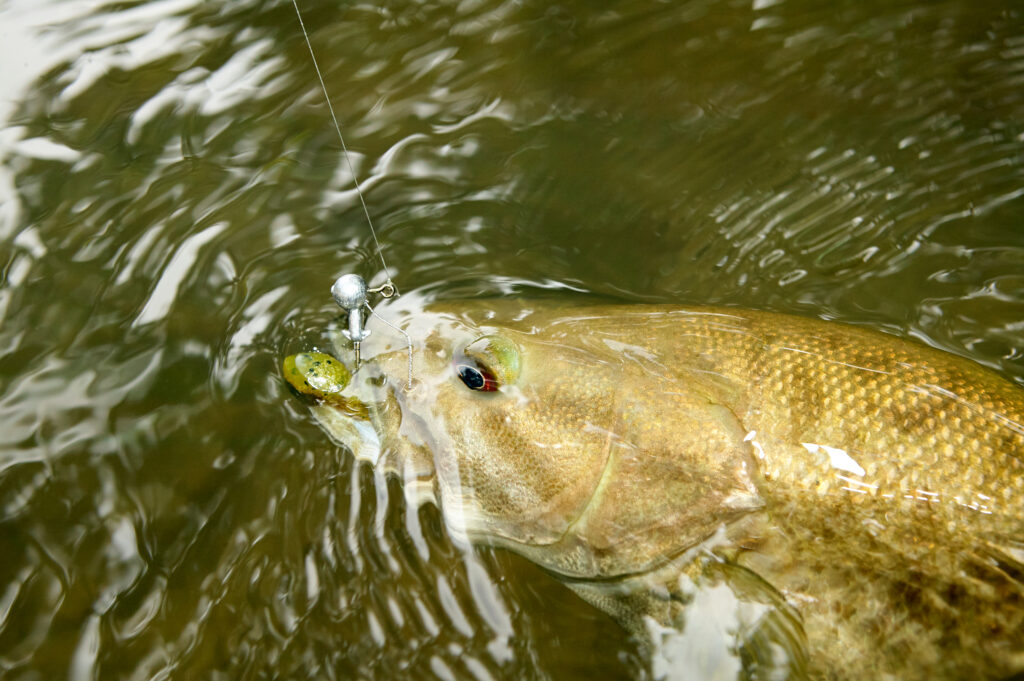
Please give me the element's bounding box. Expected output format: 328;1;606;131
285;299;1024;680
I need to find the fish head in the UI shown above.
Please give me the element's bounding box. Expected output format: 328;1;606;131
285;299;762;579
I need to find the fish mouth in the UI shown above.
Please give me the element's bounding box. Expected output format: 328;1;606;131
308;401;383;466
283;351;381;462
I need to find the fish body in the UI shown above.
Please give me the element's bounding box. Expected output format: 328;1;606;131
285;300;1024;680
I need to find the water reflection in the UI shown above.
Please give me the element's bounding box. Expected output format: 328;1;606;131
0;0;1021;679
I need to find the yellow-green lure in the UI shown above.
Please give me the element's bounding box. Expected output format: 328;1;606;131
282;352;351;403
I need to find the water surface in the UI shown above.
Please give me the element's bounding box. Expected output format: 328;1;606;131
0;0;1022;679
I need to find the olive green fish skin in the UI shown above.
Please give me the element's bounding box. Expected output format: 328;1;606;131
290;302;1024;680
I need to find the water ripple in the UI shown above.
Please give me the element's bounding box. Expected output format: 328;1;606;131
0;0;1020;679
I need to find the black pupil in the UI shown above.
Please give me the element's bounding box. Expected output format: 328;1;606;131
458;365;486;390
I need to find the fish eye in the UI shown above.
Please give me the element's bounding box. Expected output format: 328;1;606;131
459;335;520;391
456;362;499;392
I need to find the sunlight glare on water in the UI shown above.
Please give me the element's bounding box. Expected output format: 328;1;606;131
0;0;1021;679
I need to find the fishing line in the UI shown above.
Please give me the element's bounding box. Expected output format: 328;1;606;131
290;0;394;289
292;0;414;385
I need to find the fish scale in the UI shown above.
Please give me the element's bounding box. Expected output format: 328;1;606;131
675;310;1024;679
714;310;1024;527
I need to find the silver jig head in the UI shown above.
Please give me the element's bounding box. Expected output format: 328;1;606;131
331;273;395;365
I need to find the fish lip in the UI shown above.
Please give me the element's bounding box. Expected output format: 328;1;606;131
309;399;383;465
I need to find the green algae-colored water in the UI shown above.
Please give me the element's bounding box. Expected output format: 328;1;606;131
0;0;1022;679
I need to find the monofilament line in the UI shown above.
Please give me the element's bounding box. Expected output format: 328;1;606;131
291;0;396;292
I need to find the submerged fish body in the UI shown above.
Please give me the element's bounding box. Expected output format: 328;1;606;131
285;299;1024;680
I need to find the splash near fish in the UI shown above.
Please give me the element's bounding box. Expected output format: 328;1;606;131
284;296;1024;681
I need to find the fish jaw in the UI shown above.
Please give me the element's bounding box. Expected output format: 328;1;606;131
282;347;437;492
307;355;439;485
308;402;382;465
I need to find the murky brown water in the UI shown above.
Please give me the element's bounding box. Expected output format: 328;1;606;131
0;0;1021;679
